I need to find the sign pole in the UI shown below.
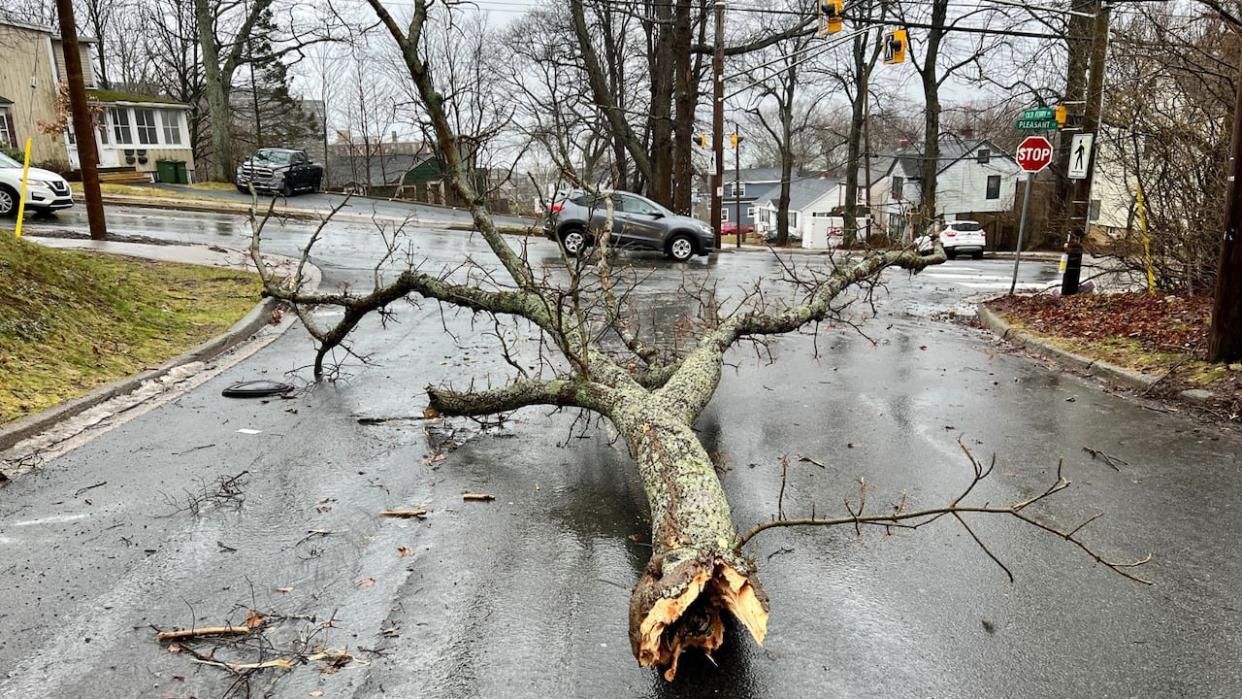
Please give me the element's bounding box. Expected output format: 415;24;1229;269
1009;172;1034;295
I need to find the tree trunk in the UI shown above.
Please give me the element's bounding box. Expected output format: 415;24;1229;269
917;0;948;231
194;0;233;182
608;392;768;680
670;0;695;214
647;0;675;207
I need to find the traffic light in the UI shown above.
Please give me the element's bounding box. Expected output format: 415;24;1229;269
883;29;908;64
730;132;741;149
1054;104;1067;127
819;0;843;35
694;133;708;148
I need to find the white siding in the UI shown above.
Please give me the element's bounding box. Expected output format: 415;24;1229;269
935;153;1020;218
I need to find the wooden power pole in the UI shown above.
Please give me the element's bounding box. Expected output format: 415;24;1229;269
54;0;107;240
1208;50;1242;362
711;0;725;249
1060;0;1108;295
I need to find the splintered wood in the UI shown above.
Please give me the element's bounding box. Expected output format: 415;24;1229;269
634;560;769;681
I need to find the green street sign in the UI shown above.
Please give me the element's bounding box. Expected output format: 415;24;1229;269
1017;118;1060;131
1020;107;1056;121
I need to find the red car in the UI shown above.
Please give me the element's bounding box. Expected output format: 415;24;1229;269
721;221;754;235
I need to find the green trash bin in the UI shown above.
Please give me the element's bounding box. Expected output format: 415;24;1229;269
172;161;188;184
156;159;177;184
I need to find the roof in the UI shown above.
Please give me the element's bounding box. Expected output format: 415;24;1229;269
0;95;12;105
0;18;97;41
871;136;1014;182
757;176;840;211
723;167;787;184
88;89;185;106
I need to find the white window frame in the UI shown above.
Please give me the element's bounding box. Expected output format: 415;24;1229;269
0;106;14;147
134;108;159;145
720;208;729;221
746;206;755;219
110;107;133;145
160;110;183;145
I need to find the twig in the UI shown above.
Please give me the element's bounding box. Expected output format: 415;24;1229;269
1082;446;1128;472
380;509;428;518
74;481;106;497
157;626;252;642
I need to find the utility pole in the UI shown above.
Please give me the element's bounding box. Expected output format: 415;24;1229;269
1207;49;1242;361
1060;0;1109;295
55;0;107;240
734;124;741;248
711;0;725;249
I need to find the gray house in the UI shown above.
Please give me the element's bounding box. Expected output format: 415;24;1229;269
720;167;791;230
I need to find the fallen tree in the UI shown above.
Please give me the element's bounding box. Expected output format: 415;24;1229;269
250;0;1150;680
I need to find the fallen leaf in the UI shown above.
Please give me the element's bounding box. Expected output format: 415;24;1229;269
462;493;495;502
308;691;324;697
356;577;376;588
172;676;185;682
244;609;265;629
167;642;184;654
847;442;861;449
397;546;411;557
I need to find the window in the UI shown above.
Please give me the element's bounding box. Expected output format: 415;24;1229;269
620;194;659;215
812;211;833;218
728;182;746;197
0;106;14;147
746;206;755;219
986;175;1001;200
110;107;133;144
976;148;990;164
720;208;729;221
134;108;158;145
892;175;904;200
160;111;182;144
1089;198;1101;221
789;211;799;228
65;127;75;145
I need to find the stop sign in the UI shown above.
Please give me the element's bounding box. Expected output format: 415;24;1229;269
1015;135;1054;173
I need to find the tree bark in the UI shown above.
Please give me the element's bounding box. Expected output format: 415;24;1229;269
194;0;233;182
917;1;947;231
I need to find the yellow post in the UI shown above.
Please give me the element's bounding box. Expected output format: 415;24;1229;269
1135;182;1154;295
14;137;32;238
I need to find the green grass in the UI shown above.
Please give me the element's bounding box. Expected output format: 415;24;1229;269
0;233;261;424
98;183;222;201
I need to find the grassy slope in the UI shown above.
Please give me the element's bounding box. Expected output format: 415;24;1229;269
0;234;260;424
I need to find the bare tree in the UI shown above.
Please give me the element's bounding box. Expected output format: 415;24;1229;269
250;0;1150;680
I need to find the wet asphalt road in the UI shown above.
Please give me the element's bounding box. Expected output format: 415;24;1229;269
2;208;1241;698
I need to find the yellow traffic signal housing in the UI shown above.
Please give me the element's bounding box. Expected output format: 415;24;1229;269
819;0;843;35
695;133;708;148
730;132;740;149
883;29;908;64
1054;104;1067;127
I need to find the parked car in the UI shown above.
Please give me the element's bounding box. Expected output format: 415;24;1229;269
0;152;74;217
235;148;323;196
916;220;987;259
545;191;715;262
721;221;753;236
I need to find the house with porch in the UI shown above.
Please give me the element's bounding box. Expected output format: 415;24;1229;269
752;176;846;241
720;167;792;231
0;19;195;180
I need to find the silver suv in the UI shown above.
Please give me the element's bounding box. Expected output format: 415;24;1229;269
546;191;715;261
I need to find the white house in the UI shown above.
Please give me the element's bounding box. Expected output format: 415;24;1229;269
869;138;1021;240
78;90;195;180
753;176;848;240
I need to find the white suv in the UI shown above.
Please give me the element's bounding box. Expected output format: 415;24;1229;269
917;220;986;259
0;152;75;217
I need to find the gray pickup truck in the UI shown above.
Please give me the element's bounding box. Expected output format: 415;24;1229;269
235;148;323;196
546;191;715;262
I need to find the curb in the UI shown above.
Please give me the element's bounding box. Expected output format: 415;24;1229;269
80;193;537;231
0;296;281;452
975;302;1163;391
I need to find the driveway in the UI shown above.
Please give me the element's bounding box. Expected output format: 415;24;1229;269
1;206;1237;697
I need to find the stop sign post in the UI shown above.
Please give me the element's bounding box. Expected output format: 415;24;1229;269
1009;136;1053;294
